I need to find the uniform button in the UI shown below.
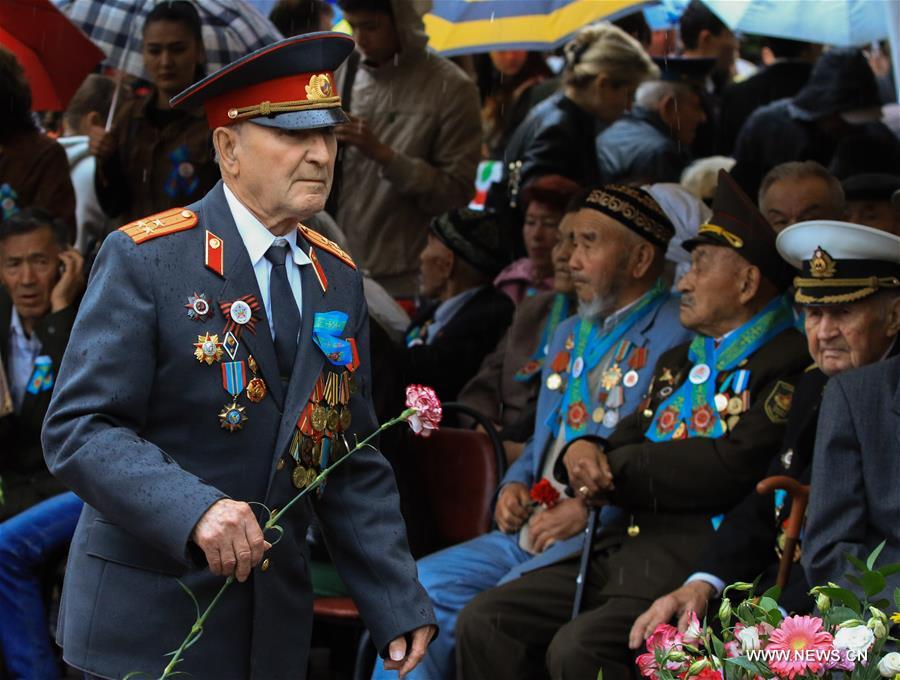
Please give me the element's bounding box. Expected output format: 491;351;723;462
260;558;270;572
276;458;285;471
181;210;193;218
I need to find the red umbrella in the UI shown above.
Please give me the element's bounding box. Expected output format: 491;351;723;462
0;0;104;111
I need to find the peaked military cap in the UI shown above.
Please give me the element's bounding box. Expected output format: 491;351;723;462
430;209;511;278
170;32;354;130
683;169;793;291
776;220;900;305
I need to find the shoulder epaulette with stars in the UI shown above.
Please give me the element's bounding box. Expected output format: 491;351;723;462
298;223;356;269
119;207;198;244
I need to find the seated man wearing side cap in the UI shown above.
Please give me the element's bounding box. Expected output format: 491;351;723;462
395;209;515;404
41;34;435;680
455;171;810;680
374;186;691;680
628;220;900;645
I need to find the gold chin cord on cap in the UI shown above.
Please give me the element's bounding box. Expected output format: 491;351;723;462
227;96;342;121
699;223;744;249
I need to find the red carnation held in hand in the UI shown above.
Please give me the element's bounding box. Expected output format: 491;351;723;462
529;478;560;508
404;384;442;437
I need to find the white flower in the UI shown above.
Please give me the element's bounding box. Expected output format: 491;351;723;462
736;626;761;652
833;625;875;656
877;652;900;677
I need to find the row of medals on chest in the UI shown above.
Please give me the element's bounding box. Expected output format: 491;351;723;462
188;293;359;490
544;333;751;432
544;334;644;429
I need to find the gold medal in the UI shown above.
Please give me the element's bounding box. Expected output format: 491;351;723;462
326;407;339;432
546;373;562;391
312;440;323;466
339;406;352;431
311;405;328;431
246;377;267;403
292;465;311;490
194;333;223;365
601;365;622;391
727;396;743;415
714;393;729;413
218;401;247;432
592;406;605;423
727;414;741;430
248;355;259;374
627;524;640;537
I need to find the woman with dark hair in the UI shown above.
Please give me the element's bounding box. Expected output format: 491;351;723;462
494;174;582;304
0;48;77;240
89;0;219;226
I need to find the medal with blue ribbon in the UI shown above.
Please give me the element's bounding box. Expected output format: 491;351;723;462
219;360;248;431
0;183;19;220
646;295;794;442
26;356;54;395
313;311;359;370
514;293;570;382
164;144;199;199
555;280;668;441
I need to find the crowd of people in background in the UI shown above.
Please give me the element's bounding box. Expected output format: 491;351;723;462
1;0;900;678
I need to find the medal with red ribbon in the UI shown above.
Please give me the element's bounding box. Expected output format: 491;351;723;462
220;295;261;338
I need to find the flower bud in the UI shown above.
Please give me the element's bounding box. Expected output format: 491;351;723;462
838;619;864;629
667;651;688;663
868;618;887;640
869;606;888;623
816;592;831;611
729;582;754;592
686;659;711;676
718;598;732;627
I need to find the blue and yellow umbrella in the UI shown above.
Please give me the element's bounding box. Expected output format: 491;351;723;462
423;0;653;56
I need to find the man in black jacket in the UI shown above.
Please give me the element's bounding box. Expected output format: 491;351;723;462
628;219;900;645
0;207;84;679
398;208;514;403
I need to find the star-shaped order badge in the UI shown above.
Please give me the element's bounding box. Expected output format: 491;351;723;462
218;402;247;431
194;333;224;365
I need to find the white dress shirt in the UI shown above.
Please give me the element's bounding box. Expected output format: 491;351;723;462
223;183;310;338
8;306;42;413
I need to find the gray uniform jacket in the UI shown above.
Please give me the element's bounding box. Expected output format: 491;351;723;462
803;352;900;594
42;181;435;680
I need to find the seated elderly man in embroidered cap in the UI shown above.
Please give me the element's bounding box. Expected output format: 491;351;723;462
628;220;900;646
41;34;435;680
373;185;693;680
454;170;811;680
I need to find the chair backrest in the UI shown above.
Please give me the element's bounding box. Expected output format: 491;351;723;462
408;425;501;551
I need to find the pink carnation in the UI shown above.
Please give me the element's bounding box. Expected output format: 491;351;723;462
694;669;723;680
404;384;442;437
636;652;659;679
764;615;834;679
683;611;703;645
645;623;683;653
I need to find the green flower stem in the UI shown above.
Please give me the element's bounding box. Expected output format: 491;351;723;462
154;408;417;680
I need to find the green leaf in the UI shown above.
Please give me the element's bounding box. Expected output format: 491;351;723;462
766;608;784;627
825;605;860;627
725;656;762;675
862;571;887;598
758;596;779;613
264;524;284;546
847;553;869;573
711;634;726;661
819;587;862;612
183;628;204;650
878;564;900;578
846;574;864;588
176;580;201;620
122;673;150;679
762;585;782;602
597;671;603;680
895;587;900;610
871;598;889;610
867;541;887;570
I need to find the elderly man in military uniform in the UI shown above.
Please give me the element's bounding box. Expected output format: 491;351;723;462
455;171;810;680
377;186;692;680
628;220;900;644
42;34;435;680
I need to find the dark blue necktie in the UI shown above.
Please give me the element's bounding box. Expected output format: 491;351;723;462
264;240;301;381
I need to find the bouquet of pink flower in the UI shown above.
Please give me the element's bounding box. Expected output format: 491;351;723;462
636;543;900;680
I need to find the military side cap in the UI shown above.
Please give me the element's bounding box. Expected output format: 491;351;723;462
684;170;793;291
651;56;715;85
430;209;510;278
579;185;675;249
776;220;900;305
170;32;354;130
119;207;197;244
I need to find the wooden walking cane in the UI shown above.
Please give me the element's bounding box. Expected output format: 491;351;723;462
571;506;600;619
756;475;811;589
